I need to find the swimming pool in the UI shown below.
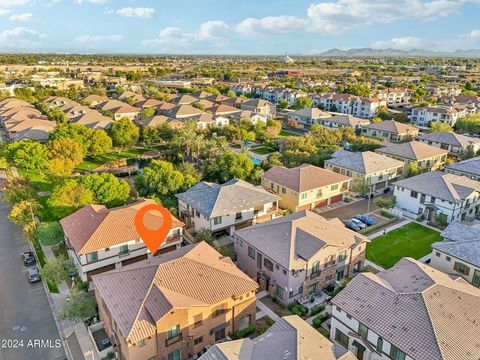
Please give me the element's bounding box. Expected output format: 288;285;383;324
248;156;262;165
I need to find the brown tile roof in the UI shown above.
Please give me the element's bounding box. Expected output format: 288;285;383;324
59;199;184;255
206;93;229;103
262;164;351;192
376;140;448;161
170;94;197;105
362;120;418;135
135;98;162;108
92;242;258;343
208;104;240;115
332;258;480;360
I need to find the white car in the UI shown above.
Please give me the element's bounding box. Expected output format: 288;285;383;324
350;218;366;230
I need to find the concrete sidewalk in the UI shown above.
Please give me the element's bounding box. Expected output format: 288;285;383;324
256;299;281;322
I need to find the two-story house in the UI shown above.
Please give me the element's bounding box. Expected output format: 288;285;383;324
318;114;371;130
325;150;404;192
330;258;480;360
393;171;480;223
359;120;419;143
446;156;480;181
234;211;368;305
240;99;276;118
430;222;480;287
175;179;280;234
92;242;259;360
200;315;356;360
375;141;448;176
410;105;469;130
59;199;184;280
287;107;330;128
416;132;480;158
261;164;351;212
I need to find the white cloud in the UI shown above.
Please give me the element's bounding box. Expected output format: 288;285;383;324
0;0;32;7
235;0;463;35
371;37;423;49
0;27;45;48
74;0;109;4
74;34;123;44
466;29;480;39
9;12;32;21
143;20;229;49
116;7;155;18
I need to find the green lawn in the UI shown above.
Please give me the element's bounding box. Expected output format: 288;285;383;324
17;168;52;193
277;130;300;139
37;221;64;246
251;146;273;155
76;147;150;171
366;222;442;269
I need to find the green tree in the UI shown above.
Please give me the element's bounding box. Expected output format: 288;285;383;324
2;178;36;204
455;114;480;134
41;256;77;284
141;126;159;145
47;180;95;218
430;121;453;133
8;199;41;227
351;177;371;196
374;196;396;209
141;107;156;119
292;97;313;110
407;162;419;177
204;152;255;183
109;117;140;150
8;141;48;171
371;117;383;123
84;129;112;156
377;106;392;120
277;99;289;110
59;288;97;322
265;119;282;139
194;228;215;245
45;158;75;182
135;160;189;196
81;173;130;207
48;137;84;166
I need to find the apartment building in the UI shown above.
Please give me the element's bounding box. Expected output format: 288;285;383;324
176;179;280;234
325;150;404;191
373;88;411;106
376;141;448;175
393;171;480;223
359;120;419;143
330;258;480;360
446;156;480;181
430;222;480;287
60;199;184;280
261;164;351;212
416;132;480;157
410;104;469;129
312;94;385;119
92;242;258;360
200;315;356;360
234;211;368;304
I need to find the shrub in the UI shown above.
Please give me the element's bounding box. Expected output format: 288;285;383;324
310;304;325;316
287;303;308;317
234;325;256;339
312;314;330;328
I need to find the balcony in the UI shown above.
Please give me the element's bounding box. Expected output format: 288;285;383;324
310;271;321;280
118;250;130;258
165;333;182;347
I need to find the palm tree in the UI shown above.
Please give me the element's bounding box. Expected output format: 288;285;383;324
177;120;197;163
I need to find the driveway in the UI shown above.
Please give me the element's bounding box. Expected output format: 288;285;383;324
0;200;65;360
316;197;380;220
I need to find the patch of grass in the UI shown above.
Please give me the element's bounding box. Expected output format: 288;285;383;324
37;221;64;246
76;147;149;171
215;243;235;259
251;146;272;155
32;236;59;293
38;196;60;222
277;130;300;139
366;222;442;269
17;168;52;193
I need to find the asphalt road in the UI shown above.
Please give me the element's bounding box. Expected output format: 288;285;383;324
0;200;65;360
317;197;380;220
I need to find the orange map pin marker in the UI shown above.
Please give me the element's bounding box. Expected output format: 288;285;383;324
134;204;173;254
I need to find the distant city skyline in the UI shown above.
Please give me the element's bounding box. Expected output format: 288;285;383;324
0;0;479;54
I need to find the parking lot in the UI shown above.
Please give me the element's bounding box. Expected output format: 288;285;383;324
316;197;380;220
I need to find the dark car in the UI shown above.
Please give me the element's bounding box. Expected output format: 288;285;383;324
343;220;361;232
21;251;36;266
27;267;41;283
383;187;392;194
354;214;377;226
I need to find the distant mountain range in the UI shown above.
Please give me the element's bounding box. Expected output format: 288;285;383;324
318;48;480;57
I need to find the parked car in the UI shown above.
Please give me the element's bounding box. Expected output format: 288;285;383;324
383;187;392;194
354;214;377;226
343;220;361;232
21;251;36;266
27;267;41;283
350;218;367;230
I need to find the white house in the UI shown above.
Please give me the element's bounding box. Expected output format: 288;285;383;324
312;94;385;119
287;107;330;128
59;199;184;281
393;171;480;223
409;104;469;130
330;258;480;360
416;132;480;157
175;179;281;234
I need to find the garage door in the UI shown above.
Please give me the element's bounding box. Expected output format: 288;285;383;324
86;264;115;280
315;199;328;208
154;244;177;256
374;181;386;190
330;194;343;204
121;254;148;267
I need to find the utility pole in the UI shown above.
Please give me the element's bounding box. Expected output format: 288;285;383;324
366;184;373;214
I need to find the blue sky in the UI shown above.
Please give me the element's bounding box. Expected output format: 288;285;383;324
0;0;479;54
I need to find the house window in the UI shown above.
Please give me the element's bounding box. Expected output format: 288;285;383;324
358;323;368;338
435;252;441;257
283;269;287;275
248;246;256;259
87;252;98;262
213;304;227;317
331;184;339;191
195;210;200;218
119;244;129;256
390;345;406;360
275;264;280;270
473;270;480;287
275;285;284;299
335;329;349;349
446;256;451;262
264;258;274;271
194;336;203;345
410;191;418;198
213;216;222;225
282;187;287;194
167;349;181;360
376;338;383;352
338;251;347;261
137;339;146;347
193;314;203;328
454;262;470;275
316;189;323;198
301;192;307;200
214;328;226;342
166;325;180;340
311;262;320;275
235;212;242;221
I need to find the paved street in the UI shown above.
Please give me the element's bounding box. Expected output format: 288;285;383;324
316;197;380;220
0;200;65;360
